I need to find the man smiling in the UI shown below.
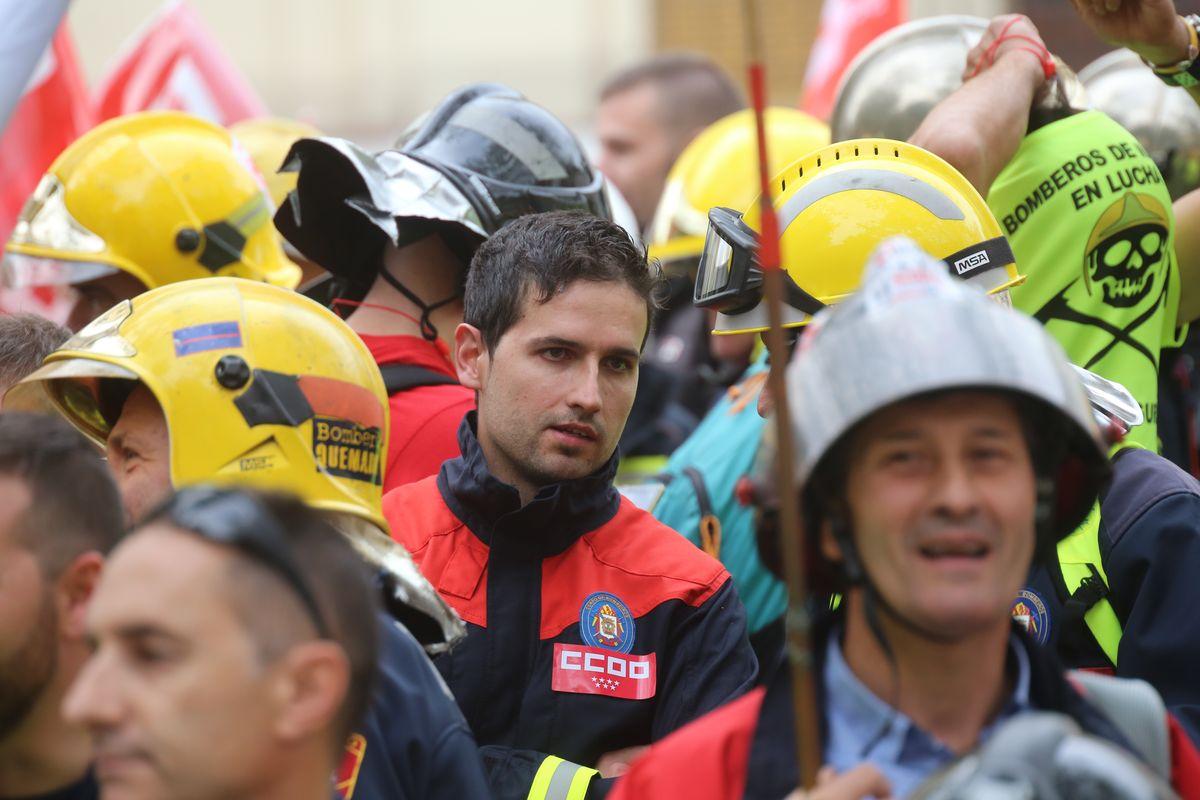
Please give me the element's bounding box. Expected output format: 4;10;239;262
608;237;1200;799
384;211;758;800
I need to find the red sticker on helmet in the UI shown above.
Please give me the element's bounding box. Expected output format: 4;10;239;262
297;375;384;431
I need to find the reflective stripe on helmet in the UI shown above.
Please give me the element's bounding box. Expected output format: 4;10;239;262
450;103;570;182
777;167;966;226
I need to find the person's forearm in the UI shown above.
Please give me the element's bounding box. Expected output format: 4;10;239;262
1124;13;1200;106
909;53;1044;195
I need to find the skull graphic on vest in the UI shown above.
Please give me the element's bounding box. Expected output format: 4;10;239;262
1084;193;1169;311
1032;190;1173;375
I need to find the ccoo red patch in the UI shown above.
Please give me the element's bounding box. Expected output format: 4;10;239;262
552;643;656;700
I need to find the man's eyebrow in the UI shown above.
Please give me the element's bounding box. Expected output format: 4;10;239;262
528;336;640;361
971;426;1020;439
605;346;641;362
529;336;583;350
875;429;923;442
874;426;1019;442
113;623;185;645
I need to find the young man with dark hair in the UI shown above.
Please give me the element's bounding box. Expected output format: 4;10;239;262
64;486;378;800
277;83;611;490
597;53;745;233
0;314;69;412
384;211;758;800
0;413;124;800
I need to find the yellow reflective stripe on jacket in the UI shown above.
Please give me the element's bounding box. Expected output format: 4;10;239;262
1054;441;1141;667
527;756;600;800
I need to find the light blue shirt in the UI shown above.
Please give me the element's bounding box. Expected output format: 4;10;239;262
823;632;1033;798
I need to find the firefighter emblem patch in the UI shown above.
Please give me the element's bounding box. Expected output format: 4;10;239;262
580;591;634;654
1012;588;1051;646
335;733;366;799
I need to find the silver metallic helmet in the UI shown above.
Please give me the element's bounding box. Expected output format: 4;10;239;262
831;16;1086;143
786;236;1109;542
1080;48;1200;199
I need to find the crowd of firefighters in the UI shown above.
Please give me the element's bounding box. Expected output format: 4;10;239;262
3;0;1200;798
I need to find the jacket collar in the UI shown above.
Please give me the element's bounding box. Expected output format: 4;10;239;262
742;614;1137;799
436;412;621;556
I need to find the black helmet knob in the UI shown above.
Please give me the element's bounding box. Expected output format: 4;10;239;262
214;355;251;390
175;228;202;253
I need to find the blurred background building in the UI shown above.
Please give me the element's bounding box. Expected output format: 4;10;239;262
69;0;1094;150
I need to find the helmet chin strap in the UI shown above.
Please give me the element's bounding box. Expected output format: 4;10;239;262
378;265;460;342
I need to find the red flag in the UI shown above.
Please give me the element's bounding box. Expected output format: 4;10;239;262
94;0;266;126
800;0;906;120
0;23;92;321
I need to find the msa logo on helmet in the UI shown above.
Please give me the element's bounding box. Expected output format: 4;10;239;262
551;643;657;700
953;249;990;276
313;416;382;485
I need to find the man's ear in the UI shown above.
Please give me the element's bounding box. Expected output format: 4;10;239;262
56;552;104;641
454;323;487;390
820;519;844;564
271;642;351;744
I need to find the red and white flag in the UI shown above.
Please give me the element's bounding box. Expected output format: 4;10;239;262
94;0;265;126
801;0;907;120
0;23;92;321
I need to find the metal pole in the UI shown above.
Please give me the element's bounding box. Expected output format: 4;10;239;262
741;0;823;788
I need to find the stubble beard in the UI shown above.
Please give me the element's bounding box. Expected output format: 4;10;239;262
0;590;58;741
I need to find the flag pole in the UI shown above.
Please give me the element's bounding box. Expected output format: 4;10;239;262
740;0;822;788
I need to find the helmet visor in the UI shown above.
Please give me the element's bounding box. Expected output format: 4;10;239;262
694;207;759;312
10;358;139;443
698;203;1023;322
695;207;827;318
8;173;107;259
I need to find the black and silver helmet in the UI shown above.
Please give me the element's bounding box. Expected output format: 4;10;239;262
274;83;610;299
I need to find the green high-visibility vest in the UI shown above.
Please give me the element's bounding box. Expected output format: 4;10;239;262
1052;442;1142;666
1056;502;1122;666
988;111;1184;453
